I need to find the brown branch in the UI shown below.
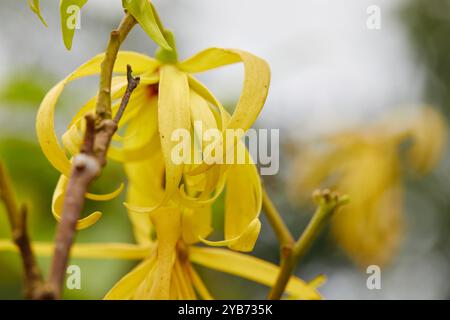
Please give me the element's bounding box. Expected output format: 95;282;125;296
43;60;140;299
0;162;43;299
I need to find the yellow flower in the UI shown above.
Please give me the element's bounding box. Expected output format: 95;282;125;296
289;107;447;266
36;39;270;253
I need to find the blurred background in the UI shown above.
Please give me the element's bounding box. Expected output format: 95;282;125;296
0;0;449;299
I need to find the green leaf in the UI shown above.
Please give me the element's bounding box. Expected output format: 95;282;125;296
122;0;172;50
27;0;48;26
60;0;88;50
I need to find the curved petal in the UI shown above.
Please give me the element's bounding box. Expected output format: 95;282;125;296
157;65;190;205
189;247;322;300
85;183;124;201
199;156;262;252
180;48;270;174
52;174;123;230
108;94;159;163
179;47;270;133
36;52;159;176
174;90;227;208
124;149;166;244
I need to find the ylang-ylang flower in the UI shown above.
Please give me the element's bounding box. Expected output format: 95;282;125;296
289;107;447;266
36;37;270;251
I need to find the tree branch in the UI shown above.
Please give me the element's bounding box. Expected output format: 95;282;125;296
0;162;43;299
43;13;140;297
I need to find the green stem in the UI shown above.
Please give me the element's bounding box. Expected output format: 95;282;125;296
262;187;294;246
267;190;348;300
95;14;136;120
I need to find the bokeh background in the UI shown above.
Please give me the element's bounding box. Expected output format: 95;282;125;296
0;0;449;299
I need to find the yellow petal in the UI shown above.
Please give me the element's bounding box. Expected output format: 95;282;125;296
124;150;166;243
200;159;262;252
148;207;182;299
224;161;262;251
52;174;123;230
104;255;156;300
181;206;213;245
407;107;447;174
178;48;241;73
36;52;159;176
68;76;129;128
174;90;227;207
85;183;124;201
187;75;228;131
108;95;159;163
189;247;321;300
0;239;152;260
158;65;190;204
180;47;270;140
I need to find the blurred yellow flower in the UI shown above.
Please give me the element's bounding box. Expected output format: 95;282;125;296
289;107;447;266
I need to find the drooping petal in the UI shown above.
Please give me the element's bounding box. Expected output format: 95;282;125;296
68;76;129;128
108;94;159;163
189;247;321;300
52;174;100;230
179;47;270;135
174;259;196;299
177;90;226;204
52;174;123;230
158;65;190;205
125;149;165;244
186;77;264;251
200;153;262;252
148;207;182;299
36;52;159;176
